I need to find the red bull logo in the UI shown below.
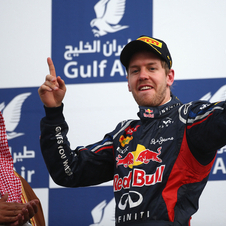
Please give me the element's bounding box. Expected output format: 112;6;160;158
114;165;165;191
136;147;162;164
116;145;163;169
116;153;134;168
137;36;162;48
143;109;154;118
125;125;140;135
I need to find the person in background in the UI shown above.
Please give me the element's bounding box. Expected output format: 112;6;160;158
38;35;225;226
0;111;45;226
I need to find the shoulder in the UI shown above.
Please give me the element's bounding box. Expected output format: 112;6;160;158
111;119;139;136
178;100;210;123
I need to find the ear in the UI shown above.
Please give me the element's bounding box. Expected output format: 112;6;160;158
126;75;132;92
128;83;132;92
167;69;175;87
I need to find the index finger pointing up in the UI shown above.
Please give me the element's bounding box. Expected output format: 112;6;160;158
47;57;56;77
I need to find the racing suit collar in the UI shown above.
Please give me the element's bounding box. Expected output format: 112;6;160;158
137;94;182;120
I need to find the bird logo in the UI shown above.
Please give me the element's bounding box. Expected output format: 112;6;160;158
200;85;226;102
90;198;115;226
90;0;129;37
0;92;31;140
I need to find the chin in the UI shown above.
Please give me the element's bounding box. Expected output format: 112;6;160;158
138;99;163;107
138;102;153;107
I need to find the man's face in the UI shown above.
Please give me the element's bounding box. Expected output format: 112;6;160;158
127;51;174;107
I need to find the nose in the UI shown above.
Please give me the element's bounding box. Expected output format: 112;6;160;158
138;67;149;81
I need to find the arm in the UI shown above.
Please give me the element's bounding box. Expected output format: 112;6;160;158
39;58;115;187
185;101;226;164
40;105;114;187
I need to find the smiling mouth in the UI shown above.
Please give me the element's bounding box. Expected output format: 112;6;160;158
139;86;152;91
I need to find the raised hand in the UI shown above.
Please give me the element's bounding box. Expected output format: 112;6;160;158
38;57;66;107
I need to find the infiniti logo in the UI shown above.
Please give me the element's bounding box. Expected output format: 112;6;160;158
118;191;143;210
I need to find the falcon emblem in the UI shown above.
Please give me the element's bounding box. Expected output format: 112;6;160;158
90;198;115;226
200;84;226;103
90;0;129;37
0;93;31;140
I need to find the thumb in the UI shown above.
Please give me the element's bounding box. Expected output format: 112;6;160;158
0;192;8;202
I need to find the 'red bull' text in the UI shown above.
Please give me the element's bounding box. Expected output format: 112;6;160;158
114;165;165;191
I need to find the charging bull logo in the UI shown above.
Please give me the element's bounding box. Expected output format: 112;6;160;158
116;153;134;168
116;145;163;168
143;109;154;118
136;147;162;164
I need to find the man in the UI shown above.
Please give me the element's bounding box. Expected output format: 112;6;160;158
0;111;44;226
38;35;224;226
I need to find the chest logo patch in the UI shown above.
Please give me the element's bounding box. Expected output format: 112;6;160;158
119;135;133;147
116;145;162;168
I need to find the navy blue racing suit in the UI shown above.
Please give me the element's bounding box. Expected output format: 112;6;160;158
40;94;226;226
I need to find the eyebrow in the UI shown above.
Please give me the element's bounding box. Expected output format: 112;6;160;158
129;62;158;69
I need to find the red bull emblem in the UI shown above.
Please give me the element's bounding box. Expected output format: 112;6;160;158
136;147;162;164
143;109;154;118
125;125;140;135
116;153;134;168
114;165;165;191
116;145;163;169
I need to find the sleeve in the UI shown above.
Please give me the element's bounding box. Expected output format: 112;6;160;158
185;101;226;164
40;104;115;187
